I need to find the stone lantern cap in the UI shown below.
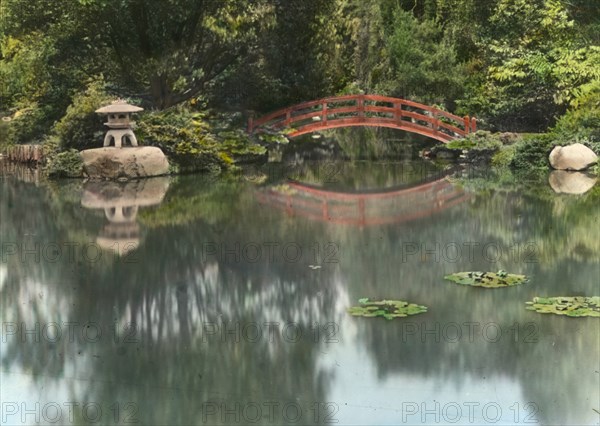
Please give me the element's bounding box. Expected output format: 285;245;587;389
95;99;144;115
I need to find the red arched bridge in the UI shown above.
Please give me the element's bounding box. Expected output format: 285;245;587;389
256;177;469;227
248;94;477;143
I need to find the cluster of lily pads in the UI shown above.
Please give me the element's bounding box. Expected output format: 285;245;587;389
526;296;600;317
443;270;528;288
347;270;599;319
347;298;427;320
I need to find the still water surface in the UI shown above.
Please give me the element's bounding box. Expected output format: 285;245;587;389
1;132;599;425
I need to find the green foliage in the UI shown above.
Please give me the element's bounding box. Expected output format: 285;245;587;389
53;79;114;151
4;102;55;145
383;9;465;103
353;3;465;105
459;0;600;131
552;80;600;143
0;118;11;151
491;144;518;168
217;0;352;112
2;0;599;155
510;135;554;170
137;109;227;174
45;149;84;178
0;11;100;142
446;131;503;150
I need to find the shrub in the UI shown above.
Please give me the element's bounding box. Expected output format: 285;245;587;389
446;131;503;151
509;135;554;170
5;101;55;145
137;108;228;174
552;80;600;143
45;149;84;178
53;79;114;151
491;144;518;168
0;118;12;151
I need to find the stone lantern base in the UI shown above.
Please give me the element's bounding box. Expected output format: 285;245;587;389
80;147;169;180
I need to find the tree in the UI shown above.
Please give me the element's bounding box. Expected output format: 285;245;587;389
460;0;600;131
1;0;269;111
215;0;354;112
351;2;465;106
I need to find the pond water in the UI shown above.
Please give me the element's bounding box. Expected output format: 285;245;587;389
1;129;599;425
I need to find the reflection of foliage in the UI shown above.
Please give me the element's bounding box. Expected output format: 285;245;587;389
137;177;244;228
2;166;599;425
271;184;298;195
347;298;427;320
526;296;600;317
330;127;425;160
453;165;600;266
444;270;529;288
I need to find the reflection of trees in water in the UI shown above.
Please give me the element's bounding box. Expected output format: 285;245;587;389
1;178;348;425
322;127;431;161
1;175;598;425
335;192;599;425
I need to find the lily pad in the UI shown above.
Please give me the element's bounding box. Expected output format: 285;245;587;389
526;296;600;317
347;298;427;320
444;270;529;288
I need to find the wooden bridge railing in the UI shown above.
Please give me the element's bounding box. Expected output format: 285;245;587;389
248;94;476;144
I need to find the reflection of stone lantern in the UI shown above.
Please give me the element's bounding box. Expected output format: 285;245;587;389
95;100;144;148
96;207;141;257
81;179;170;257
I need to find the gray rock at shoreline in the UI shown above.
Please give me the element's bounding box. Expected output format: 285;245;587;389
81;147;170;180
549;143;598;171
549;170;597;194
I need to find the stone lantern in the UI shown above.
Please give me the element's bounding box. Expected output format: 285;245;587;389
95;100;144;148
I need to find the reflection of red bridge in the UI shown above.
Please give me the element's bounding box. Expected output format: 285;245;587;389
256;178;469;226
248;95;477;143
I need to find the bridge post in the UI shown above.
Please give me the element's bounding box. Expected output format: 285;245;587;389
248;111;254;133
432;111;439;136
322;102;328;125
394;103;403;123
285;109;291;127
463;116;470;135
358;198;366;226
358;95;365;119
322;199;329;220
470;117;477;133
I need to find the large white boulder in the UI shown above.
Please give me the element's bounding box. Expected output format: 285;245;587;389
549;143;598;171
549;171;597;195
81;147;169;180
